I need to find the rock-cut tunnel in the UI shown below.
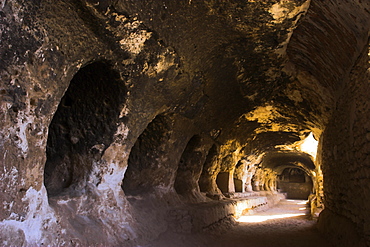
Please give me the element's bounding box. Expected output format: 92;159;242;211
0;0;369;246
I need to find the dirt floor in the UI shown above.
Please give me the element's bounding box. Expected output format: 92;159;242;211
148;199;334;247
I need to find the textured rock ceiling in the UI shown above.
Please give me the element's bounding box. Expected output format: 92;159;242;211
0;0;369;246
2;0;367;158
117;0;319;138
111;0;365;154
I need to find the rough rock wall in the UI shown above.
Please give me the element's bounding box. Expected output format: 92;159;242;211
290;1;370;246
0;0;201;245
318;42;370;247
0;0;369;246
0;1;289;245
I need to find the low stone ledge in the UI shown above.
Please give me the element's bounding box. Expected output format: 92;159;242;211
167;192;286;233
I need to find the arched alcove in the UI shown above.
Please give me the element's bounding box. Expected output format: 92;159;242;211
277;167;313;199
234;178;243;192
122;114;173;196
288;168;306;183
44;61;126;197
233;160;246;193
199;144;220;194
174;135;203;195
216;172;231;194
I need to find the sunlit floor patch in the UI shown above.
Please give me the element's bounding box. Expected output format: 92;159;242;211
203;199;333;247
237;213;306;223
236;199;308;223
297;200;308;205
286;200;308;204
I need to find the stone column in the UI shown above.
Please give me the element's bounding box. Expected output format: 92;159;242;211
245;165;256;192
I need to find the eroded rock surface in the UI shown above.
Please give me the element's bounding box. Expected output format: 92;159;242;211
0;0;369;246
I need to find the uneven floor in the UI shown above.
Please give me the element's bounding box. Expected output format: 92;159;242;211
148;199;334;247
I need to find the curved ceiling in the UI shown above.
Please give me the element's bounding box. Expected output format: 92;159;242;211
113;0;321;144
111;0;369;153
82;0;369;166
261;151;315;175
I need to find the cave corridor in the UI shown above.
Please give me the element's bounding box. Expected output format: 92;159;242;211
0;0;369;246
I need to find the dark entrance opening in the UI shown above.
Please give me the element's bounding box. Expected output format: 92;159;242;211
44;61;125;197
174;135;203;195
199;144;219;193
216;172;230;193
122;114;173;196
